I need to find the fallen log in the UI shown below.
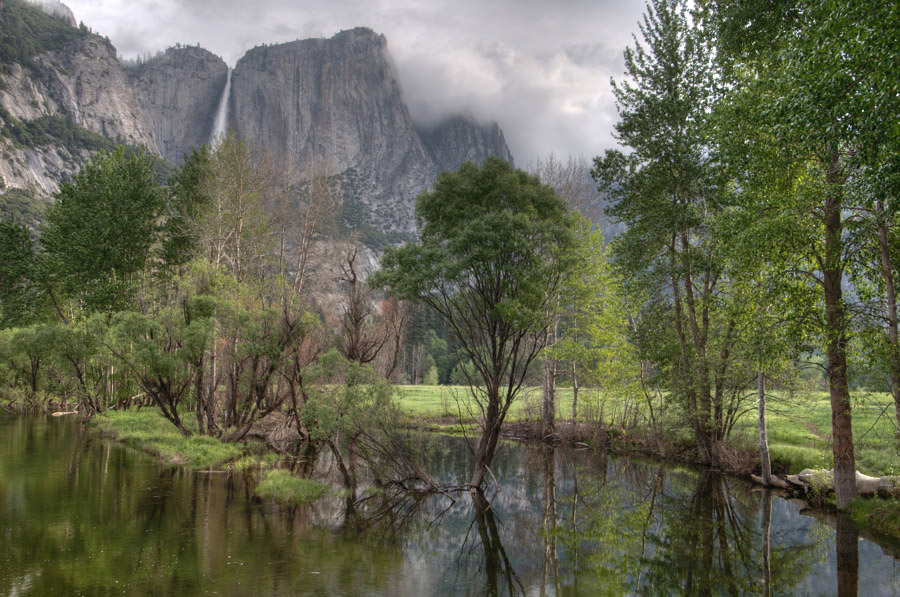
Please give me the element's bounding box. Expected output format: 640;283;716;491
752;468;900;498
795;469;900;497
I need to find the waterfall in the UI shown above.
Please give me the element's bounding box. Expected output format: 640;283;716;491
210;68;232;145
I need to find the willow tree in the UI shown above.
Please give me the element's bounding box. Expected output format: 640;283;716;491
373;158;578;488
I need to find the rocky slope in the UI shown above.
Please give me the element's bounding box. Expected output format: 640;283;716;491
0;3;514;241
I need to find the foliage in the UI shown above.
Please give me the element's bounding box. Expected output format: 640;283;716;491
40;147;166;312
593;0;757;464
549;217;638;418
300;349;398;442
0;219;38;327
199;130;275;282
701;0;900;507
374;157;579;486
0;188;44;230
159;145;214;270
0;107;115;153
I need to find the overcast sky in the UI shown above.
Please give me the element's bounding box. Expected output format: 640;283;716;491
65;0;646;165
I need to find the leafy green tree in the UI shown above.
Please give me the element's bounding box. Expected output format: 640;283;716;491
40;147;166;313
373;157;579;488
105;308;207;436
0;220;38;327
549;218;637;423
593;0;754;465
160;145;214;270
704;0;899;507
198;130;275;283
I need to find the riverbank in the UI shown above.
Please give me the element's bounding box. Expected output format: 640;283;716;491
396;385;900;539
89;409;332;506
24;389;900;540
396;385;898;477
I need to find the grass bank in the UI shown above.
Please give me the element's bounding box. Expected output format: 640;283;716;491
849;498;900;539
255;469;329;506
89;409;330;508
90;409;244;468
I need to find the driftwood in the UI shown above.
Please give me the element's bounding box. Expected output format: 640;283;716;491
754;468;900;498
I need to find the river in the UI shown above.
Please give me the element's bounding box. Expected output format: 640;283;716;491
0;415;897;595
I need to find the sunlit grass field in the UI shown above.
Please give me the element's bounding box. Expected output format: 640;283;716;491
395;385;899;477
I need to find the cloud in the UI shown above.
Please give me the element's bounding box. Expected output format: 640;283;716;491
64;0;645;164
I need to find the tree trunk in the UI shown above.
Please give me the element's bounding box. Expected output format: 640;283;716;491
823;162;856;510
571;361;579;421
875;200;900;432
761;489;772;597
470;389;502;488
194;358;205;435
542;356;557;437
757;370;772;485
542;316;558;436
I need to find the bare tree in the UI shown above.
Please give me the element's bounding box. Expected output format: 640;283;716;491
338;246;388;364
273;159;343;300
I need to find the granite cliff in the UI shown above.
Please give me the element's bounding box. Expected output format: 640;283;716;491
127;46;228;165
0;1;514;241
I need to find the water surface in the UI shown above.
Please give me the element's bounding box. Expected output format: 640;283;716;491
0;415;897;595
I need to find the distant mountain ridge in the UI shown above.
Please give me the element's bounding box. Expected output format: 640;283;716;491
0;1;514;240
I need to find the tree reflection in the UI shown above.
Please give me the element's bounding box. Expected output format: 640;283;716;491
835;514;859;596
540;447;561;596
470;489;524;596
552;459;826;596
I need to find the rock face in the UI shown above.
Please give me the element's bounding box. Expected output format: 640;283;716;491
0;6;514;240
127;47;228;165
419;115;515;174
0;32;158;194
229;28;513;236
31;0;76;27
229;28;434;235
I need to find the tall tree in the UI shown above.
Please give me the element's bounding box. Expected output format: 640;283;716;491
705;0;899;507
40;147;165;313
531;154;608;433
160;145;214;271
593;0;747;465
0;220;37;327
373;158;579;488
199;130;275;283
